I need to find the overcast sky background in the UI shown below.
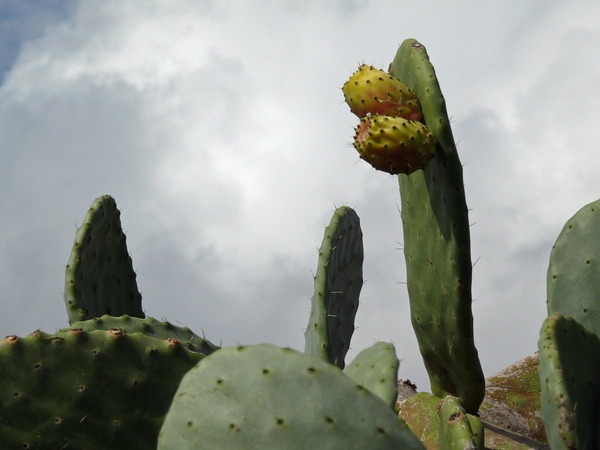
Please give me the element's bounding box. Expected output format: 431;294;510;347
1;1;599;392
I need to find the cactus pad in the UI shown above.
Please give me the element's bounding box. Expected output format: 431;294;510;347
342;341;399;409
64;314;220;356
0;327;203;449
64;195;144;323
305;206;363;368
390;39;485;413
538;313;600;450
158;343;425;450
547;198;600;337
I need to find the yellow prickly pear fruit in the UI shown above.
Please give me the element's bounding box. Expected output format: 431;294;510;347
353;115;436;175
343;64;422;121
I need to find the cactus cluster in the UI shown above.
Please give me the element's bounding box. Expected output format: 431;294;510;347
1;37;598;449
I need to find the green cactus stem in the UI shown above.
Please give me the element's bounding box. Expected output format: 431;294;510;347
389;38;485;414
304;206;363;369
64;195;144;323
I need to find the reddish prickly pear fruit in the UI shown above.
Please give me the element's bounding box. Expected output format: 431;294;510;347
343;64;422;121
352;115;436;175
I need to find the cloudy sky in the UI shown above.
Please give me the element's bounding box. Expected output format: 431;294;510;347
1;1;599;392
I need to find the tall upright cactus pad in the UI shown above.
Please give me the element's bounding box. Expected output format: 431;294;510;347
64;195;144;324
547;198;600;336
0;327;204;449
390;39;485;413
158;344;425;450
538;313;600;450
304;206;363;369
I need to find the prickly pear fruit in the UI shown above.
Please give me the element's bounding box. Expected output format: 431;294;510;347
158;344;425;450
343;64;423;121
352;115;436;175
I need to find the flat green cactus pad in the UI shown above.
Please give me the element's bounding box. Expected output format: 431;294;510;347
64;314;220;355
0;327;203;449
343;341;399;410
547;198;600;336
538;313;600;450
158;344;425;450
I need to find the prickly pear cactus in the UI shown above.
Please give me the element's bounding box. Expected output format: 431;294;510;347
538;313;600;450
64;195;144;324
158;343;425;450
438;395;483;450
0;327;204;449
304;206;363;369
64;314;220;356
398;392;484;450
547;198;600;336
390;39;485;414
342;341;399;409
